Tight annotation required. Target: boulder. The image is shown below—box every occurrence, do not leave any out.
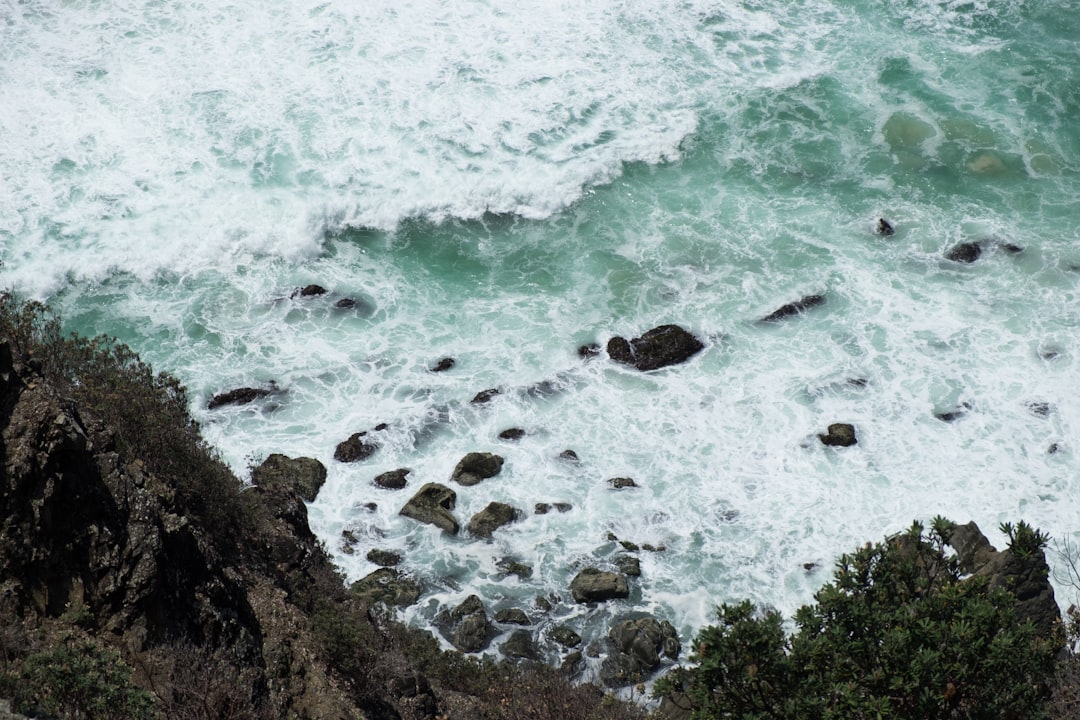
[501,629,542,662]
[818,423,857,447]
[295,284,327,297]
[208,386,273,410]
[759,294,826,323]
[498,428,525,441]
[373,468,410,490]
[251,454,327,503]
[578,343,601,360]
[570,569,629,603]
[430,357,455,372]
[450,452,504,486]
[439,595,495,653]
[496,558,533,579]
[399,483,459,535]
[558,449,580,464]
[365,549,402,567]
[615,555,641,577]
[495,608,531,626]
[876,218,895,236]
[334,431,379,463]
[550,625,582,648]
[606,325,705,372]
[945,242,983,263]
[350,568,422,608]
[608,477,637,489]
[467,502,521,538]
[471,388,501,404]
[600,616,680,688]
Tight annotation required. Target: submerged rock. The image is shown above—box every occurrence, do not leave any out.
[818,423,857,447]
[399,483,460,534]
[607,325,705,372]
[467,502,521,538]
[334,431,380,463]
[759,294,826,323]
[945,242,983,263]
[430,357,455,373]
[471,387,502,404]
[501,629,542,662]
[570,569,629,603]
[876,218,896,236]
[450,452,504,486]
[251,453,327,503]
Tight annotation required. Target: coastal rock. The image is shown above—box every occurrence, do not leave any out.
[430,357,455,372]
[501,629,542,662]
[399,483,460,535]
[578,343,601,360]
[600,616,680,688]
[608,477,637,489]
[558,449,580,464]
[818,423,857,447]
[365,549,403,567]
[606,325,705,372]
[294,284,327,297]
[251,453,327,503]
[498,427,526,441]
[334,431,380,463]
[570,569,629,603]
[615,555,641,577]
[550,625,582,648]
[471,387,502,404]
[350,568,422,608]
[496,558,534,580]
[439,595,495,653]
[374,468,411,490]
[450,452,504,486]
[467,502,521,538]
[759,294,826,323]
[208,386,274,410]
[945,242,983,263]
[495,608,531,625]
[876,218,896,236]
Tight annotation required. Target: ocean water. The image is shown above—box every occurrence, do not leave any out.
[3,0,1080,675]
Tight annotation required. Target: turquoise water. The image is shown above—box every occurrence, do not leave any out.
[3,0,1080,676]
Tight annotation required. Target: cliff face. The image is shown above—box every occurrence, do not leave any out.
[0,339,364,718]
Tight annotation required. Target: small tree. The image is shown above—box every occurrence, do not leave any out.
[660,520,1058,719]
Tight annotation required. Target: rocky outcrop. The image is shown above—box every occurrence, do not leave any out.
[607,325,704,372]
[374,467,411,489]
[945,242,983,263]
[570,569,629,603]
[759,294,826,323]
[600,616,680,688]
[450,452,504,486]
[350,567,422,608]
[399,483,460,534]
[334,430,380,463]
[251,453,327,502]
[207,386,274,410]
[819,423,857,447]
[466,502,521,538]
[438,595,495,653]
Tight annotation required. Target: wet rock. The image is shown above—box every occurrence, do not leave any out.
[607,325,705,372]
[501,629,542,662]
[615,555,641,577]
[759,294,826,323]
[498,428,525,441]
[1027,401,1052,418]
[619,540,640,552]
[550,625,582,648]
[333,297,357,309]
[251,454,327,503]
[471,387,501,404]
[558,449,580,464]
[945,242,983,263]
[399,483,459,535]
[373,468,411,490]
[366,549,402,567]
[450,452,504,486]
[208,386,274,410]
[430,357,455,372]
[570,568,629,603]
[553,502,572,513]
[466,502,521,538]
[535,596,553,612]
[608,477,637,489]
[496,558,533,579]
[999,242,1024,255]
[818,422,857,447]
[578,343,601,360]
[495,608,531,626]
[440,595,495,653]
[294,284,328,297]
[561,651,584,676]
[935,406,969,423]
[350,568,422,608]
[642,543,666,553]
[600,617,680,688]
[876,218,895,236]
[535,503,551,515]
[334,431,380,463]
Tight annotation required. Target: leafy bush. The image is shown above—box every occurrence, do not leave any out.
[659,520,1058,719]
[5,636,156,719]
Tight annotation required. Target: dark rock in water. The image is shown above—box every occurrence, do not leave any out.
[570,568,629,603]
[501,629,542,662]
[498,427,526,441]
[1027,401,1052,418]
[440,595,495,653]
[296,284,328,297]
[251,453,327,503]
[934,408,967,423]
[818,423,857,447]
[550,625,582,648]
[399,483,459,535]
[450,452,504,486]
[430,357,455,372]
[943,521,1060,640]
[334,297,357,309]
[558,449,580,464]
[535,596,553,612]
[467,502,521,538]
[615,555,641,577]
[578,343,601,359]
[208,386,273,410]
[334,431,380,462]
[760,294,826,323]
[608,477,638,489]
[496,558,533,579]
[471,387,501,404]
[620,540,640,552]
[373,468,411,489]
[495,608,531,626]
[1049,443,1061,455]
[642,543,666,553]
[945,242,983,263]
[561,651,584,677]
[350,568,422,608]
[607,324,705,372]
[534,502,551,515]
[602,617,680,689]
[366,549,403,567]
[553,502,572,513]
[876,218,895,236]
[998,241,1024,255]
[360,502,378,512]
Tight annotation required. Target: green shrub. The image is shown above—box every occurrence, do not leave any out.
[8,636,156,719]
[659,520,1058,719]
